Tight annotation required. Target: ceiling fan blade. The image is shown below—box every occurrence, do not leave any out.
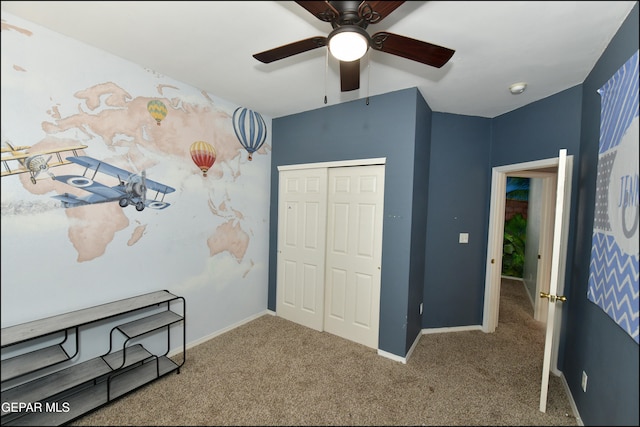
[371,32,455,68]
[359,1,405,24]
[253,37,327,63]
[340,60,360,92]
[295,1,339,22]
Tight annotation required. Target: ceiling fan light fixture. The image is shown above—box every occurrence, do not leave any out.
[328,25,370,62]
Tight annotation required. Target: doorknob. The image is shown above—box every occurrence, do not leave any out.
[539,292,567,303]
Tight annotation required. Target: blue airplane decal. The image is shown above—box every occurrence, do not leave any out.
[52,156,175,211]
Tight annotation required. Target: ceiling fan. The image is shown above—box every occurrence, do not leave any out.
[253,1,455,92]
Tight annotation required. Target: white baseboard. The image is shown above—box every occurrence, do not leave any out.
[404,332,422,361]
[377,331,422,364]
[167,310,271,358]
[377,348,407,364]
[560,372,583,425]
[501,275,524,281]
[422,324,483,334]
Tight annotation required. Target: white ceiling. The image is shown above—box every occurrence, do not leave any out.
[1,1,636,119]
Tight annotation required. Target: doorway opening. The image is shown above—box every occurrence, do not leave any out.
[502,177,530,280]
[483,155,571,371]
[483,151,573,413]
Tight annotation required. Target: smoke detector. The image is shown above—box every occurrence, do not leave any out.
[509,82,527,95]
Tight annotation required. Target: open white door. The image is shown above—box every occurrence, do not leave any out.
[539,149,572,412]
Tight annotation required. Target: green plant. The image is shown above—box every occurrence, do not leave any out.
[502,213,527,277]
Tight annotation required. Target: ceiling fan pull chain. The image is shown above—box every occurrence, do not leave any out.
[366,50,371,105]
[324,47,329,104]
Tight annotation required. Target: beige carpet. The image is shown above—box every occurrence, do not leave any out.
[71,279,578,426]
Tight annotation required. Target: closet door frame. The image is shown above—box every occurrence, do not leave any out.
[276,158,386,337]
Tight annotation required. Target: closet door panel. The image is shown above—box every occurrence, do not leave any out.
[276,168,328,331]
[324,165,385,349]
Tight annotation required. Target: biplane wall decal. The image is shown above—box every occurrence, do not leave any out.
[1,141,89,184]
[52,156,176,211]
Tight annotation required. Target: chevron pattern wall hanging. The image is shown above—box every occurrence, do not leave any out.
[587,50,639,344]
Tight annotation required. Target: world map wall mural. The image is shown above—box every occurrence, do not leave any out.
[587,50,639,344]
[1,12,271,342]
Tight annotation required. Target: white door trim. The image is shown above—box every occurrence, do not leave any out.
[533,175,557,323]
[278,157,386,172]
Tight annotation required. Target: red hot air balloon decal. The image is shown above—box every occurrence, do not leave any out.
[232,107,267,161]
[147,100,167,126]
[190,141,216,177]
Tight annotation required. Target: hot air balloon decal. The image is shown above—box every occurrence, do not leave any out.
[232,107,267,161]
[147,100,167,126]
[190,141,216,177]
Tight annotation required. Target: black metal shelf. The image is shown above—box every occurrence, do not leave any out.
[1,356,181,427]
[116,311,183,339]
[1,345,70,383]
[0,290,185,426]
[1,291,179,347]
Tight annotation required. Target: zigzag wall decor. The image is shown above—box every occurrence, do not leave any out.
[587,50,639,344]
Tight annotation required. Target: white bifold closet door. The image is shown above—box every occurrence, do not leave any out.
[276,164,385,349]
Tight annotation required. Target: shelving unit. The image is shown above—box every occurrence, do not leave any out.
[0,290,185,426]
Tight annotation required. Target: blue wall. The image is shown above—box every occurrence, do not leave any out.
[492,84,584,368]
[406,94,431,349]
[566,3,639,425]
[492,86,583,166]
[423,114,492,327]
[270,88,426,356]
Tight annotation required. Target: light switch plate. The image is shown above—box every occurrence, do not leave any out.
[459,233,469,244]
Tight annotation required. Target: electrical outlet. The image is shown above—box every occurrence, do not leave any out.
[419,303,423,315]
[581,371,588,392]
